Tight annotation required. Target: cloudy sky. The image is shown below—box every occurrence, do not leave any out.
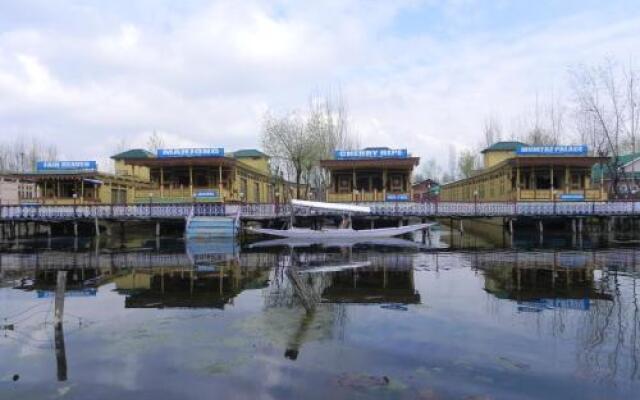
[1,0,639,171]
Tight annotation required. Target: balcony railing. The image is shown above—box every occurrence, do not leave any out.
[518,189,606,201]
[326,191,407,202]
[1,200,640,220]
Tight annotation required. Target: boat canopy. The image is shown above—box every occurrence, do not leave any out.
[291,199,370,214]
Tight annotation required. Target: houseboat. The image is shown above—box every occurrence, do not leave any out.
[112,147,292,203]
[320,147,419,202]
[7,161,146,205]
[440,142,608,202]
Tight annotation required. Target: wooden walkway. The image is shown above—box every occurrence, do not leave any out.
[1,201,640,221]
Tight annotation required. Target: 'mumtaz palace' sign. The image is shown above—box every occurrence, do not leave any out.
[334,148,408,160]
[516,145,588,156]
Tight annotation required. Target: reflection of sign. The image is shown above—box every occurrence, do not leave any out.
[36,161,97,171]
[386,193,409,201]
[518,298,590,312]
[37,288,97,298]
[517,145,588,156]
[157,148,224,158]
[193,190,219,198]
[560,193,585,201]
[335,149,408,159]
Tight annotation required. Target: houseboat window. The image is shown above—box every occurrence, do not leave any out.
[337,175,351,193]
[535,169,551,190]
[356,176,370,191]
[389,174,403,193]
[571,172,584,190]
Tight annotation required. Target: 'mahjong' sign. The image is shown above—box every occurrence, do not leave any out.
[157,148,224,158]
[335,149,408,159]
[516,145,588,156]
[36,161,97,171]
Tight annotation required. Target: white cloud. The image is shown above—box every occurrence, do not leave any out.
[0,1,639,172]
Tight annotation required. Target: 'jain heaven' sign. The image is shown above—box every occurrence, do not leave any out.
[36,161,97,171]
[157,148,224,158]
[335,149,408,159]
[516,145,588,156]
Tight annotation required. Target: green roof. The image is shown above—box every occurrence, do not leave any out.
[591,152,640,181]
[230,149,268,158]
[111,149,155,160]
[481,141,528,153]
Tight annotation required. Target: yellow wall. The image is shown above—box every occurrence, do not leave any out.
[235,156,270,175]
[114,160,150,181]
[483,150,516,169]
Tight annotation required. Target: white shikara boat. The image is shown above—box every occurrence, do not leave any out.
[246,199,435,239]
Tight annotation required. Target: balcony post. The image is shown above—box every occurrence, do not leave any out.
[516,166,521,202]
[160,167,164,198]
[352,169,356,202]
[189,165,194,198]
[219,165,223,202]
[382,169,387,200]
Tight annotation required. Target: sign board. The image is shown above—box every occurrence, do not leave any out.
[386,193,409,201]
[193,190,219,199]
[157,148,224,158]
[36,161,97,171]
[560,193,585,201]
[516,145,588,156]
[335,149,408,159]
[37,288,97,298]
[518,298,590,312]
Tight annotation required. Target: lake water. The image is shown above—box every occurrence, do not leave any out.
[1,229,639,400]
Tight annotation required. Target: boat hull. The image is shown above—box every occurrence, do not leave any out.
[246,223,434,239]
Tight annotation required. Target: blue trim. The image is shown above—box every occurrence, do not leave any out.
[386,193,409,201]
[516,145,588,156]
[193,190,219,198]
[335,149,407,159]
[36,161,97,171]
[560,194,585,201]
[157,148,224,158]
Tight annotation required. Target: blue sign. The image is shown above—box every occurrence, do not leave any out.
[335,149,408,159]
[193,190,219,198]
[518,298,590,312]
[560,193,585,201]
[36,161,97,171]
[386,193,409,201]
[157,148,224,158]
[516,145,588,156]
[37,288,97,298]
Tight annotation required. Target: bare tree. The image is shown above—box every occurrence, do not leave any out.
[483,116,502,148]
[147,130,165,153]
[570,59,637,196]
[0,137,58,172]
[305,90,357,199]
[448,144,457,181]
[262,90,358,200]
[413,157,442,183]
[458,149,478,179]
[262,111,319,199]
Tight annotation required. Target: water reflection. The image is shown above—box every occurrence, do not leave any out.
[1,237,639,399]
[114,263,269,310]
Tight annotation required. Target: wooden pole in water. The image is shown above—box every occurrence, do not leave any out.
[54,271,66,324]
[54,271,67,381]
[94,217,100,237]
[538,220,544,246]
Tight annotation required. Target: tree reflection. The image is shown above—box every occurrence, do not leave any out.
[474,248,640,383]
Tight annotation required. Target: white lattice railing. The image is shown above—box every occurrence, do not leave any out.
[2,201,640,220]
